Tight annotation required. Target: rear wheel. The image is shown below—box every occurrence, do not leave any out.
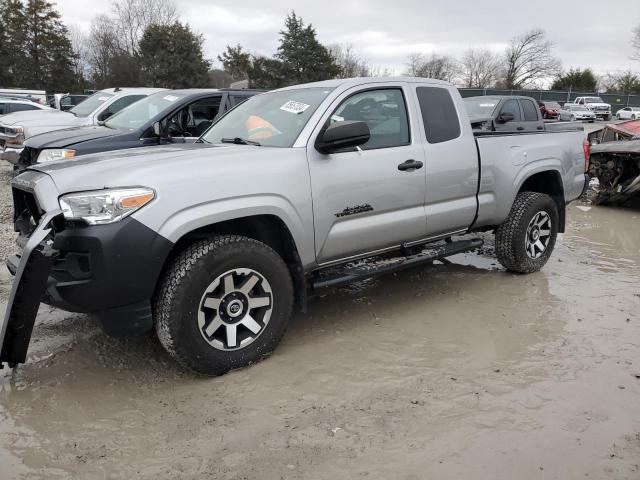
[495,192,559,274]
[155,235,294,375]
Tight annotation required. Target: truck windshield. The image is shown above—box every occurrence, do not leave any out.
[463,97,500,119]
[201,87,334,147]
[585,97,604,103]
[105,92,186,130]
[69,92,114,117]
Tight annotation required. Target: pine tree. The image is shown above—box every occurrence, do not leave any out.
[275,12,341,84]
[3,0,77,91]
[138,22,210,88]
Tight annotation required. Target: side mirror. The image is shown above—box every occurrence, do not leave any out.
[497,112,515,123]
[152,121,161,137]
[98,110,113,122]
[315,121,370,154]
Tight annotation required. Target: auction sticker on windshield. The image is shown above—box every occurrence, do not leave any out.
[280,101,310,114]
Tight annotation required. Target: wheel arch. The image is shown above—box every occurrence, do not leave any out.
[517,169,566,233]
[157,214,308,312]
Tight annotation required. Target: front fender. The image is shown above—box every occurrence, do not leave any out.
[152,194,315,267]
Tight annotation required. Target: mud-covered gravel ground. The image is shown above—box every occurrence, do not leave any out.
[0,160,639,480]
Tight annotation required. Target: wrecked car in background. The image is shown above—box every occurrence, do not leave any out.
[587,119,640,206]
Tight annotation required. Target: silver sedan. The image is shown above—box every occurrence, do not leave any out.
[558,104,596,122]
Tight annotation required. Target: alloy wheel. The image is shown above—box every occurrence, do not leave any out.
[197,268,273,351]
[525,211,552,259]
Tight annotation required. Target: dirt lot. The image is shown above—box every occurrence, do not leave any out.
[0,161,639,480]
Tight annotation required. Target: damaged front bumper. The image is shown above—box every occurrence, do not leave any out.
[0,210,61,367]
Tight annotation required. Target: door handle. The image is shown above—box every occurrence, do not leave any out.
[517,126,524,131]
[398,159,423,171]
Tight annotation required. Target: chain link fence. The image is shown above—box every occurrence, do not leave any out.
[458,88,639,114]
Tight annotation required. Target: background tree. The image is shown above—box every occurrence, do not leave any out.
[86,14,122,87]
[329,43,372,78]
[550,68,597,92]
[217,44,252,81]
[600,71,640,94]
[405,53,460,82]
[138,22,210,88]
[111,0,177,55]
[5,0,76,91]
[460,48,501,88]
[275,11,341,84]
[501,29,560,89]
[248,56,286,89]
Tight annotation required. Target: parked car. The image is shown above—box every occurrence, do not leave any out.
[0,87,165,163]
[558,103,596,122]
[0,97,51,116]
[464,95,544,132]
[16,89,260,169]
[616,106,640,120]
[48,94,89,111]
[538,100,561,119]
[0,89,47,105]
[1,77,588,374]
[573,96,612,120]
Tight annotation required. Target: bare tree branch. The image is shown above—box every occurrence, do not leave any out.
[461,48,501,88]
[405,52,460,83]
[328,43,372,77]
[501,29,560,89]
[110,0,177,55]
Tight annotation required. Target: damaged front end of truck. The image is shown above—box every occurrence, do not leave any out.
[588,120,640,207]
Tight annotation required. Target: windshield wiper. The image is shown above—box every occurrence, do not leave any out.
[220,137,261,146]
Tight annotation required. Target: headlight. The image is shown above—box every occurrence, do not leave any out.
[37,149,76,163]
[59,188,155,225]
[6,126,24,145]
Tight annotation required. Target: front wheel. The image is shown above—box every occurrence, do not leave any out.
[495,192,559,274]
[570,115,576,121]
[155,235,294,375]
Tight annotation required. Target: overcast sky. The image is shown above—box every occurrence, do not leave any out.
[57,0,640,76]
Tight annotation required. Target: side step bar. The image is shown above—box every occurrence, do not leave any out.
[312,238,483,290]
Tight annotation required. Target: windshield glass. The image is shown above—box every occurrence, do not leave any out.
[463,97,500,118]
[544,102,561,109]
[69,92,114,117]
[585,97,604,103]
[105,92,186,130]
[201,87,334,147]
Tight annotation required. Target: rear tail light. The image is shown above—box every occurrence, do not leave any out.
[583,138,590,173]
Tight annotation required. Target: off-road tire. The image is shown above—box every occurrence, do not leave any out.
[495,192,559,274]
[155,235,294,375]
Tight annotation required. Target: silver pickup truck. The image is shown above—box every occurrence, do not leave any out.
[1,78,589,375]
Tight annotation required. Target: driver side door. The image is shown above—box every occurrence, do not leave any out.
[306,86,427,265]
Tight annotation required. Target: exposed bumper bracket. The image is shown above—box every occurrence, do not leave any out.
[0,210,61,368]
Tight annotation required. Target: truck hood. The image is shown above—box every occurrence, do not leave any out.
[29,143,277,193]
[585,103,610,108]
[0,109,76,127]
[25,125,124,149]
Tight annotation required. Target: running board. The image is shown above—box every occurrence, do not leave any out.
[312,238,483,290]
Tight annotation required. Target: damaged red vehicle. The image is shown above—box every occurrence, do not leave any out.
[587,119,640,206]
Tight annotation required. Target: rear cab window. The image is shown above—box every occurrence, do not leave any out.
[416,87,461,143]
[520,99,539,121]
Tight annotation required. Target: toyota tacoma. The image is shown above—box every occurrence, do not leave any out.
[1,78,589,375]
